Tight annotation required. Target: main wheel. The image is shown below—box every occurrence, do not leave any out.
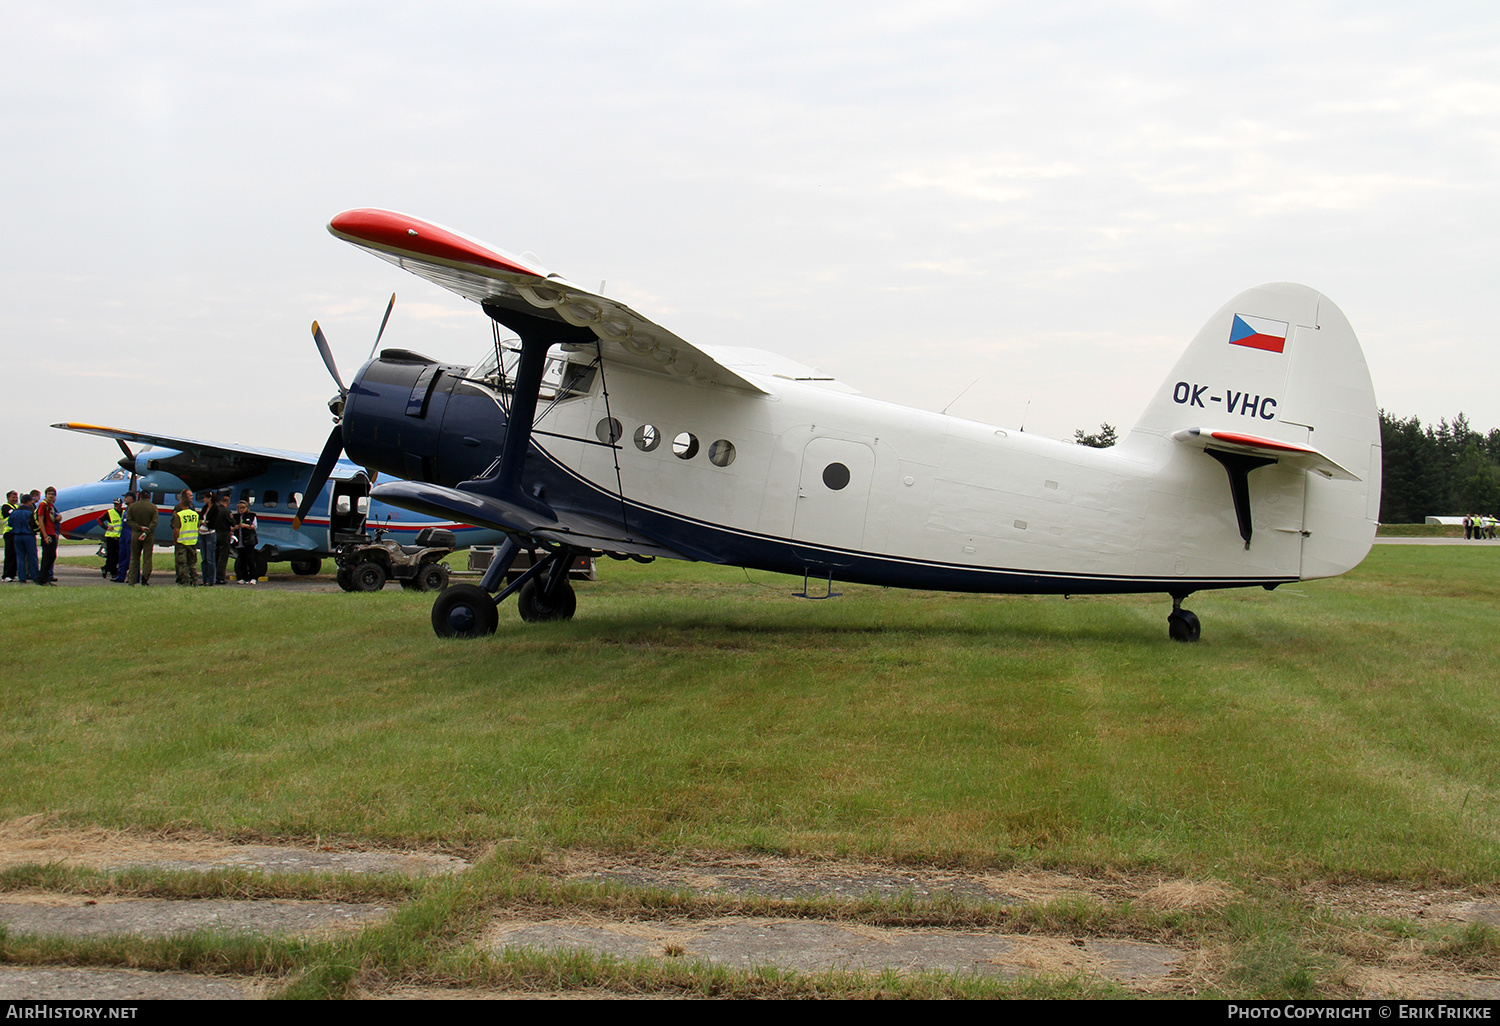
[350,561,387,592]
[517,579,576,622]
[290,557,321,576]
[336,566,354,591]
[1167,609,1201,643]
[417,562,449,593]
[431,584,499,638]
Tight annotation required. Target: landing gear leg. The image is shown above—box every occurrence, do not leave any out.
[517,546,579,623]
[1167,592,1201,643]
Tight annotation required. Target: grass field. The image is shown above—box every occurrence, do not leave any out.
[3,545,1498,998]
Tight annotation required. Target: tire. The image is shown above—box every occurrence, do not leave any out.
[431,584,498,638]
[336,566,354,591]
[290,557,321,576]
[517,579,576,623]
[350,560,387,592]
[1168,609,1201,643]
[417,562,449,593]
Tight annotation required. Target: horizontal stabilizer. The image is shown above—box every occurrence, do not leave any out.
[1172,428,1360,481]
[371,480,686,561]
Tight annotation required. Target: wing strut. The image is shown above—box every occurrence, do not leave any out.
[592,339,632,536]
[463,302,597,518]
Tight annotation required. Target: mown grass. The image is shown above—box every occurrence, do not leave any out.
[2,544,1498,996]
[1375,523,1464,537]
[6,546,1500,878]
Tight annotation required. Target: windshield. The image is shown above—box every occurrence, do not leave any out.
[470,339,597,401]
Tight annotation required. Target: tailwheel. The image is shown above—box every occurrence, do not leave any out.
[1167,593,1201,643]
[432,584,499,638]
[517,578,576,623]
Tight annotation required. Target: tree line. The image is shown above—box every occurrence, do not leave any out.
[1379,411,1500,523]
[1074,413,1500,523]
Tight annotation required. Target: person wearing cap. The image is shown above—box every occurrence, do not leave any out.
[98,495,125,579]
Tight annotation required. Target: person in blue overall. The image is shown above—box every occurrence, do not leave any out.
[113,492,133,582]
[7,495,38,584]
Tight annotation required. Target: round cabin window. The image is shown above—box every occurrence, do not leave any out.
[708,440,736,467]
[595,417,623,444]
[822,462,851,490]
[634,424,661,451]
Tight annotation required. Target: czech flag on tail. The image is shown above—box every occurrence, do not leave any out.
[1229,314,1289,353]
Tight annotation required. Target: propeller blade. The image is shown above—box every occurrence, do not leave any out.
[312,321,347,395]
[368,292,396,361]
[293,425,345,530]
[113,440,141,494]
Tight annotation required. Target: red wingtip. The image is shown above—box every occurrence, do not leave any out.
[328,209,540,277]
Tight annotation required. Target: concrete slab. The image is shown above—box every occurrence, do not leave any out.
[0,896,389,938]
[0,819,469,877]
[485,915,1185,983]
[1375,538,1500,545]
[0,966,262,1000]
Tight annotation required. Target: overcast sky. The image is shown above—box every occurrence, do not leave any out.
[4,1,1497,491]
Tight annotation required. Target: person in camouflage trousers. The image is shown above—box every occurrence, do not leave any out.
[172,490,202,586]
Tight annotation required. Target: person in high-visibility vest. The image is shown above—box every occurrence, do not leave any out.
[2,490,16,582]
[98,496,124,579]
[172,490,201,587]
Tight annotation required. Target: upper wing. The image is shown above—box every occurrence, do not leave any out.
[53,422,365,488]
[327,209,769,395]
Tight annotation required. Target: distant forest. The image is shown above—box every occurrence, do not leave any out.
[1074,412,1500,523]
[1379,411,1500,523]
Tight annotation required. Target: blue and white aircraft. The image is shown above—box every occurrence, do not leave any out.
[297,208,1381,641]
[51,424,504,575]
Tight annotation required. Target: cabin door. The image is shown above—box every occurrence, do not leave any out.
[793,438,875,551]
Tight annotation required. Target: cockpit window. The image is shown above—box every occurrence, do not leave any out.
[469,342,597,401]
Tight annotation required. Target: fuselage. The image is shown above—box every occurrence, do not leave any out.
[342,345,1329,596]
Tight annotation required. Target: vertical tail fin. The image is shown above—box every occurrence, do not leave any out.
[1126,283,1380,579]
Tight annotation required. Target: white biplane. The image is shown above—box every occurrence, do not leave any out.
[295,209,1380,641]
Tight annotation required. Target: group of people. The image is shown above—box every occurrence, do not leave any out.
[2,487,264,587]
[96,489,263,586]
[2,487,62,584]
[1462,514,1497,540]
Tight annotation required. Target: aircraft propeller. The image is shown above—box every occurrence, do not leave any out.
[292,293,395,530]
[114,438,140,494]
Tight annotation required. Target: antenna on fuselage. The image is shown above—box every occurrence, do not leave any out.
[1019,399,1031,432]
[940,378,979,416]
